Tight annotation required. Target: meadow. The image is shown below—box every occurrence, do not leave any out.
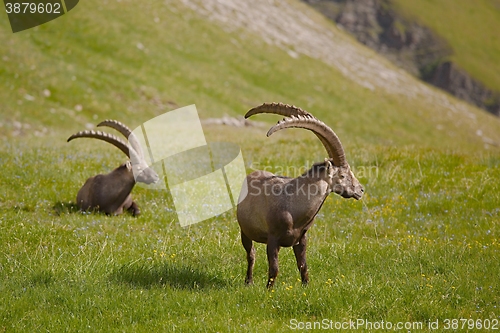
[1,0,500,332]
[1,136,500,332]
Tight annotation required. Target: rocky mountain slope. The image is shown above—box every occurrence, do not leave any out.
[302,0,500,116]
[181,0,499,147]
[1,0,500,150]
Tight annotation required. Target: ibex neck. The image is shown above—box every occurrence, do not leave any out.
[109,166,136,200]
[281,172,330,224]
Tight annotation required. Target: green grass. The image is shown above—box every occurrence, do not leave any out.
[1,141,500,332]
[1,0,500,331]
[392,0,500,92]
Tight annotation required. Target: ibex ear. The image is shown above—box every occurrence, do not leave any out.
[125,161,132,171]
[324,158,335,179]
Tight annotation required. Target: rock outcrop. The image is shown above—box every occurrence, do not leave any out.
[426,61,500,116]
[303,0,500,116]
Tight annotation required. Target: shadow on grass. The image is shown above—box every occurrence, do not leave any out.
[30,269,55,286]
[110,261,228,290]
[52,201,80,216]
[52,201,141,217]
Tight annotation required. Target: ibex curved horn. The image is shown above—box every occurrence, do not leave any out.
[97,119,144,159]
[67,130,129,156]
[245,102,314,119]
[67,130,141,163]
[245,103,347,167]
[267,116,347,167]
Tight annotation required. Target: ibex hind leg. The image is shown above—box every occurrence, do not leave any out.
[241,231,255,285]
[266,236,281,289]
[293,233,309,285]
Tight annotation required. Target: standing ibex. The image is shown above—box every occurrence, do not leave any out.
[67,120,159,216]
[237,103,364,288]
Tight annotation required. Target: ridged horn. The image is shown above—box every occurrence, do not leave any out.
[67,130,141,163]
[267,116,347,167]
[245,102,313,119]
[97,119,143,158]
[246,103,347,166]
[245,102,334,156]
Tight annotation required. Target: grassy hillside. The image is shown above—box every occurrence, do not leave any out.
[1,0,500,332]
[1,0,500,150]
[392,0,500,92]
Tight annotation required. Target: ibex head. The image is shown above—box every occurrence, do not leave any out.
[246,102,364,200]
[330,162,364,200]
[67,120,159,185]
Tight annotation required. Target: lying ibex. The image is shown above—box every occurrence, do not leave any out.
[67,120,159,216]
[237,103,364,288]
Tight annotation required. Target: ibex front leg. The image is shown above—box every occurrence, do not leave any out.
[123,194,141,216]
[266,236,281,288]
[293,232,309,285]
[127,201,141,216]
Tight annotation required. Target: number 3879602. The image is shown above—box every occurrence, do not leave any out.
[5,2,62,14]
[443,318,499,330]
